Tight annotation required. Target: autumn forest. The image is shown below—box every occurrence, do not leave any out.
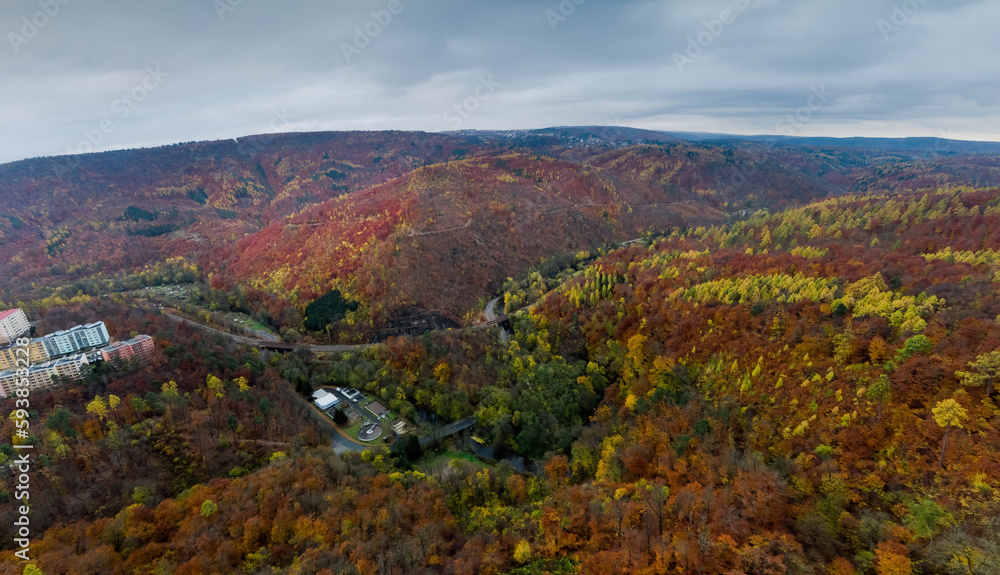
[2,131,1000,574]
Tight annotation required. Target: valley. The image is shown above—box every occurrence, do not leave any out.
[2,131,1000,574]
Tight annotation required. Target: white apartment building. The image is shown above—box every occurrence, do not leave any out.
[39,322,110,358]
[0,309,30,345]
[0,353,89,398]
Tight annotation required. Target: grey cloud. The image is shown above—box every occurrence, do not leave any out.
[0,0,997,163]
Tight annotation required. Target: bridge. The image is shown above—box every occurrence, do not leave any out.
[419,417,476,446]
[167,296,520,355]
[480,314,510,328]
[257,341,299,351]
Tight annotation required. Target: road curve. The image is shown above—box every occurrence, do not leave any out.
[164,312,376,352]
[164,294,512,352]
[484,296,509,344]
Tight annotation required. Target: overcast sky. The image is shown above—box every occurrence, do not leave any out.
[1,0,997,164]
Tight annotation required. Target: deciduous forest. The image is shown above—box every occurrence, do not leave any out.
[3,180,1000,573]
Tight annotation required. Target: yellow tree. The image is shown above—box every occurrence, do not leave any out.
[86,396,108,419]
[624,333,648,384]
[234,376,250,393]
[433,363,451,385]
[161,380,180,425]
[932,399,968,468]
[206,374,225,399]
[86,396,109,436]
[956,351,1000,398]
[108,394,121,423]
[513,540,532,564]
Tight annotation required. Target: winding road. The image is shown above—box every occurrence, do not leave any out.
[165,294,511,353]
[163,311,481,450]
[163,311,375,352]
[484,296,509,344]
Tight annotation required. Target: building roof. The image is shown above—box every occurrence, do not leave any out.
[315,394,339,410]
[52,354,88,367]
[0,309,21,321]
[367,401,389,416]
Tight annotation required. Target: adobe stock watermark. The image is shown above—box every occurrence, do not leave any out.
[923,126,957,160]
[214,0,246,22]
[443,73,501,130]
[598,117,628,142]
[54,66,169,181]
[673,0,751,72]
[341,0,404,63]
[266,105,302,133]
[775,85,833,136]
[8,0,73,54]
[546,0,586,31]
[878,0,930,41]
[235,105,317,156]
[11,337,34,561]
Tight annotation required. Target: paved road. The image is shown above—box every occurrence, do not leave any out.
[310,344,376,352]
[162,289,517,352]
[323,387,381,425]
[302,400,369,453]
[254,328,281,342]
[320,386,475,449]
[164,312,263,345]
[484,296,509,344]
[164,312,376,352]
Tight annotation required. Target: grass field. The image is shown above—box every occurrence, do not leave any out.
[343,420,365,439]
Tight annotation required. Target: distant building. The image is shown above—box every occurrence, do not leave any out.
[313,390,340,410]
[367,400,389,419]
[0,339,50,370]
[100,334,155,364]
[0,353,89,398]
[0,309,30,345]
[39,322,110,358]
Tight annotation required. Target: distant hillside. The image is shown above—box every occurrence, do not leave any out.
[666,131,1000,155]
[4,129,1000,336]
[218,153,722,322]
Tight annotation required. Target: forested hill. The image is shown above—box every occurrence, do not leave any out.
[6,186,1000,574]
[3,129,1000,332]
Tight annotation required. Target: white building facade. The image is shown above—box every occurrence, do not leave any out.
[39,322,110,359]
[0,353,90,398]
[0,309,30,345]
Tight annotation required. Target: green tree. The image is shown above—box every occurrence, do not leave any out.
[45,408,75,438]
[200,499,218,517]
[895,335,932,363]
[332,408,348,425]
[904,499,953,541]
[866,374,891,423]
[815,444,835,478]
[303,289,358,331]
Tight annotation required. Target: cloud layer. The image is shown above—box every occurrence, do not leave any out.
[1,0,997,163]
